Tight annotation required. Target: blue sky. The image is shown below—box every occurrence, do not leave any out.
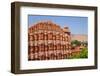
[28,15,88,35]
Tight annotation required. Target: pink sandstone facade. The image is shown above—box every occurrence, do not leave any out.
[28,21,73,60]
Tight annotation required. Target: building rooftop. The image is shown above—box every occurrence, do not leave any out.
[29,21,70,33]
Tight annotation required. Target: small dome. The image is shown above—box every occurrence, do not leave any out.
[63,26,70,33]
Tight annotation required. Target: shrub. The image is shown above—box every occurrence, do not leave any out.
[68,48,88,59]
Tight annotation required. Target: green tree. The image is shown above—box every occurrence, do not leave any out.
[68,48,88,59]
[71,40,81,47]
[80,48,88,58]
[81,41,88,47]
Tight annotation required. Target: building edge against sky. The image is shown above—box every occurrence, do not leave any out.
[28,15,88,35]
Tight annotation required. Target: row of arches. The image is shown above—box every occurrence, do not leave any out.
[28,44,70,53]
[28,33,69,41]
[28,52,72,60]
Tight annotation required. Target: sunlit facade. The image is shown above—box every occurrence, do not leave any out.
[28,21,72,60]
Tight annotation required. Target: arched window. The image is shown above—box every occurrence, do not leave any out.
[66,36,69,41]
[50,54,55,60]
[56,34,60,40]
[29,53,34,60]
[44,34,48,40]
[40,44,45,52]
[34,34,38,41]
[54,45,57,50]
[58,53,62,59]
[61,45,64,51]
[38,24,41,30]
[48,33,53,40]
[48,43,53,51]
[29,35,34,41]
[62,35,65,41]
[63,37,66,41]
[29,28,33,33]
[32,46,35,53]
[53,34,56,40]
[39,33,44,40]
[29,41,34,46]
[45,45,48,51]
[28,46,34,54]
[60,35,63,41]
[65,37,68,41]
[39,24,43,30]
[34,46,39,53]
[57,44,61,50]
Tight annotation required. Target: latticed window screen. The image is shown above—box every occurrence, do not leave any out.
[28,21,71,60]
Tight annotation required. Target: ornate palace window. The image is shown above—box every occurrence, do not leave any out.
[29,35,34,41]
[56,34,60,40]
[57,44,61,50]
[48,43,53,51]
[61,45,64,51]
[34,34,38,41]
[48,33,53,40]
[34,46,39,53]
[53,34,56,40]
[39,33,44,40]
[60,35,63,41]
[64,45,66,51]
[54,45,57,50]
[40,44,45,52]
[45,45,48,51]
[44,34,48,40]
[28,46,34,54]
[29,41,33,46]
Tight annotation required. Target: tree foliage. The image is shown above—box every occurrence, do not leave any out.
[71,40,88,47]
[80,48,88,58]
[71,40,81,47]
[68,48,88,59]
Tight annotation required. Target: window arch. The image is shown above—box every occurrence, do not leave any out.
[48,32,53,40]
[39,33,44,40]
[53,34,56,40]
[34,34,38,41]
[40,44,45,52]
[44,34,48,40]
